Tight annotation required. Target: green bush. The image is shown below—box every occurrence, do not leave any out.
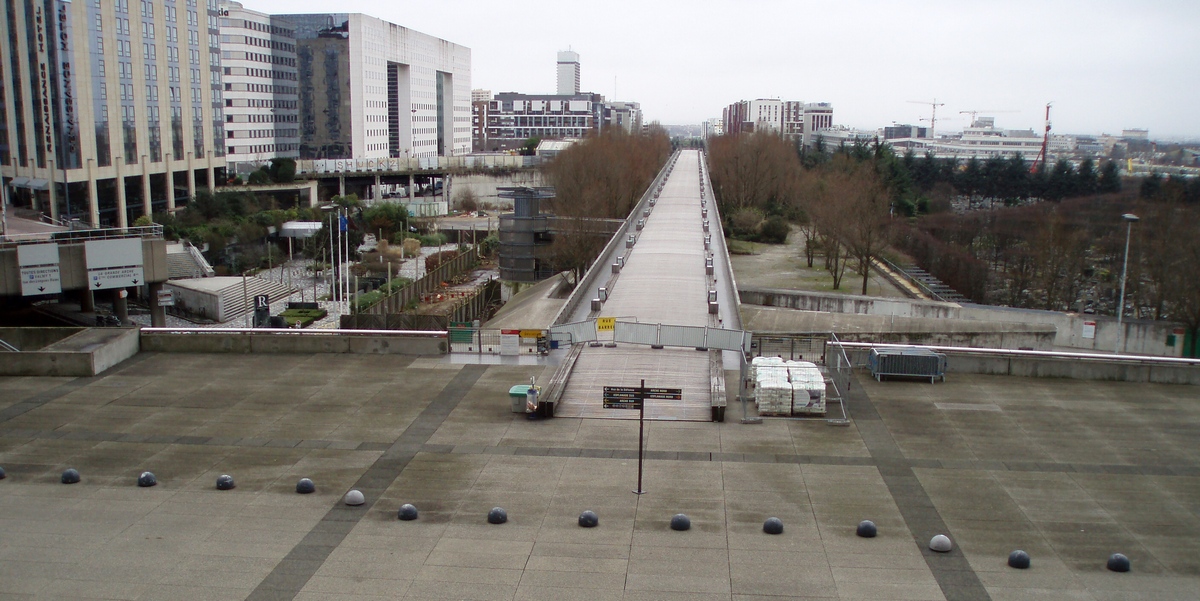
[419,233,447,247]
[758,216,790,244]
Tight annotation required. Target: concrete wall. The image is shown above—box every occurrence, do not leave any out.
[0,328,139,376]
[0,327,82,351]
[837,345,1200,386]
[140,331,447,355]
[831,329,1055,351]
[741,288,962,319]
[740,288,1185,357]
[959,305,1185,357]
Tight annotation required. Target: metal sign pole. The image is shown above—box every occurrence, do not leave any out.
[634,379,646,495]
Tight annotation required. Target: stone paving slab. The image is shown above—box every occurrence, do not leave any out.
[1,354,1199,600]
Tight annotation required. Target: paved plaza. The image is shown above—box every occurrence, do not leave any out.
[0,352,1198,600]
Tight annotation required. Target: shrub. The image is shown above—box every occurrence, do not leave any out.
[758,216,790,244]
[279,308,326,328]
[728,207,765,239]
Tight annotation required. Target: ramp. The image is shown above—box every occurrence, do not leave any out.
[554,346,712,421]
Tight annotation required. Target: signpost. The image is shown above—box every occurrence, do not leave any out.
[253,294,270,327]
[602,381,682,495]
[84,239,144,290]
[17,243,61,296]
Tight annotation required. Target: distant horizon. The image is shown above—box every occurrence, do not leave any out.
[244,0,1200,138]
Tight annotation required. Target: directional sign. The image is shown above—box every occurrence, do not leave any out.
[602,385,681,409]
[85,239,145,290]
[644,387,683,400]
[17,243,61,296]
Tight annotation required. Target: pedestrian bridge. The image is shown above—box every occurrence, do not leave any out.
[543,149,746,421]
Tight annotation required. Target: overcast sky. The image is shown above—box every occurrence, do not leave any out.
[245,0,1200,139]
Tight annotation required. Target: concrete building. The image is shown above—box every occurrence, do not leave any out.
[723,99,833,147]
[471,90,490,152]
[703,118,723,139]
[603,101,642,134]
[556,50,579,96]
[883,124,928,140]
[218,1,299,177]
[279,13,471,160]
[0,0,229,228]
[485,93,604,152]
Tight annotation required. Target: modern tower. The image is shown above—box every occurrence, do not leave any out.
[556,50,579,96]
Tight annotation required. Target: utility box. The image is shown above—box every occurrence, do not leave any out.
[868,348,947,383]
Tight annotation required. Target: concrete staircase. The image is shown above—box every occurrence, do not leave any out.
[215,277,293,322]
[165,242,215,279]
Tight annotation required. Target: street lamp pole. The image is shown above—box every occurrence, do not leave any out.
[1115,213,1139,354]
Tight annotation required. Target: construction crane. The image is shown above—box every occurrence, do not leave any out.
[907,99,945,138]
[1030,103,1052,174]
[958,109,1017,127]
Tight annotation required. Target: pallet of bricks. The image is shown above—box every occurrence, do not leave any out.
[750,357,827,416]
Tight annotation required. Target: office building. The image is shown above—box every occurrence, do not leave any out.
[485,92,604,151]
[556,50,579,96]
[722,99,833,147]
[279,13,471,160]
[1,0,228,228]
[218,1,299,176]
[472,90,490,152]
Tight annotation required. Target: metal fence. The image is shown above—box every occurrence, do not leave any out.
[750,335,829,362]
[344,278,499,331]
[360,246,479,315]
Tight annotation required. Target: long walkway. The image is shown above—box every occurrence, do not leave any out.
[556,149,729,421]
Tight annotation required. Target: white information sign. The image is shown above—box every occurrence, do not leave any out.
[1082,321,1097,340]
[17,243,61,296]
[85,239,145,290]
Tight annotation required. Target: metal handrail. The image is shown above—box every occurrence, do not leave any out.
[830,341,1200,367]
[0,224,164,247]
[140,327,447,338]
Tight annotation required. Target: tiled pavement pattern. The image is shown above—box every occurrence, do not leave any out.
[0,352,1198,600]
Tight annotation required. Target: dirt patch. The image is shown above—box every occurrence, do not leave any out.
[729,229,907,298]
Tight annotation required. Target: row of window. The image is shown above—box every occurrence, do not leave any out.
[224,83,296,95]
[227,19,293,37]
[98,38,211,66]
[228,143,298,155]
[225,98,298,109]
[221,51,296,67]
[225,113,298,123]
[222,67,297,81]
[226,129,298,139]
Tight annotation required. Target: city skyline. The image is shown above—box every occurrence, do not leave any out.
[243,0,1200,139]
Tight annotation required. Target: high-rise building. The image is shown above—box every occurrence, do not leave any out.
[472,89,490,152]
[280,13,471,159]
[556,50,579,96]
[218,1,299,176]
[1,0,228,228]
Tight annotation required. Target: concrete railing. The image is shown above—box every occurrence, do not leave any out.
[140,327,447,355]
[831,341,1200,386]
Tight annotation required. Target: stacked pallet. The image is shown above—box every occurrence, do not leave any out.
[787,361,826,416]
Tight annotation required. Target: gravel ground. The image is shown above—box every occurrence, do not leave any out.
[128,244,461,329]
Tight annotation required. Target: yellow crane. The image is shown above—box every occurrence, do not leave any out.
[907,99,945,138]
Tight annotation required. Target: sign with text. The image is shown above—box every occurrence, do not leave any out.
[85,239,145,290]
[597,317,616,331]
[17,243,61,296]
[1082,321,1096,340]
[156,289,175,307]
[602,385,682,410]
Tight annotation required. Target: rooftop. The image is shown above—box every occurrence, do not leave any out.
[0,351,1196,600]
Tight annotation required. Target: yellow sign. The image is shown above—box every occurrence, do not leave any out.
[519,330,543,338]
[597,317,615,331]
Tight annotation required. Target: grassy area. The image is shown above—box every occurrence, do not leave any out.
[727,239,761,255]
[279,308,327,328]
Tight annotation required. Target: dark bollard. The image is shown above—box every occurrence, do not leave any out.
[856,520,877,538]
[216,474,235,490]
[488,507,508,524]
[398,504,419,521]
[295,478,315,494]
[763,517,784,535]
[61,468,81,484]
[137,471,157,487]
[670,514,691,531]
[0,466,6,479]
[1008,550,1031,569]
[1107,553,1131,572]
[578,510,598,528]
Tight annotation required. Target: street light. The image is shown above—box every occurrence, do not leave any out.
[1115,213,1139,354]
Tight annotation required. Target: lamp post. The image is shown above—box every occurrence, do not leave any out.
[1115,213,1139,354]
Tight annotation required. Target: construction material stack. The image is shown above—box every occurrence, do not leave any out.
[750,357,827,416]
